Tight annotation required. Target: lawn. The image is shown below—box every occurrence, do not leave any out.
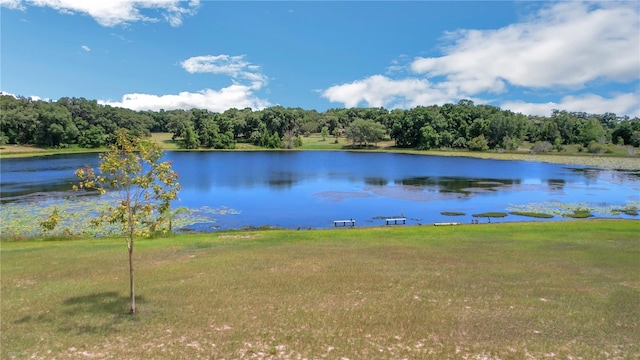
[2,220,639,359]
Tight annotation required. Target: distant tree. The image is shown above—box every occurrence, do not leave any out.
[345,118,386,146]
[418,124,440,149]
[75,130,181,314]
[78,125,107,148]
[452,136,467,149]
[468,134,489,151]
[165,110,192,140]
[321,126,329,141]
[182,125,200,149]
[578,118,606,146]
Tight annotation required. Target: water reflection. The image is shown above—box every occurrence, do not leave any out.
[396,176,521,195]
[547,179,566,192]
[364,177,388,186]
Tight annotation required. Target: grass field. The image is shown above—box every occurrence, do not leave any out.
[2,220,639,359]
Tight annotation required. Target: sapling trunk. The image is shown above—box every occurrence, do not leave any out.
[129,241,135,314]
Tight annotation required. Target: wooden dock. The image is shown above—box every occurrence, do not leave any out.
[385,218,406,225]
[334,219,355,227]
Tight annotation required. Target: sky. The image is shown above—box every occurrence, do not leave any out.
[1,0,639,117]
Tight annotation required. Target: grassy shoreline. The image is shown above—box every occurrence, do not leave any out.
[2,220,639,359]
[2,132,639,170]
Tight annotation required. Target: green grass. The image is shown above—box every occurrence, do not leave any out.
[2,220,639,359]
[297,134,352,150]
[150,132,181,150]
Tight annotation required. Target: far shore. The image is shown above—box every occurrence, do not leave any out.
[2,133,639,170]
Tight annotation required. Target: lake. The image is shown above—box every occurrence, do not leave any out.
[1,151,639,231]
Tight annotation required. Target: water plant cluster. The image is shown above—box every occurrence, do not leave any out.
[438,201,640,221]
[507,201,639,219]
[0,197,240,240]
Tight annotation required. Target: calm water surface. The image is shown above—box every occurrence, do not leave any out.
[1,151,639,230]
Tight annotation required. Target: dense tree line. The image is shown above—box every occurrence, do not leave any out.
[2,95,639,152]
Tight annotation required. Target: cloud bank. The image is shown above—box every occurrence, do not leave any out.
[322,1,640,116]
[100,86,270,113]
[0,0,200,27]
[100,54,271,112]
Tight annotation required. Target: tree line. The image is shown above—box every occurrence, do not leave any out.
[2,95,639,152]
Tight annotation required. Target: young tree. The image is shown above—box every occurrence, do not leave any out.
[320,126,329,141]
[75,130,181,314]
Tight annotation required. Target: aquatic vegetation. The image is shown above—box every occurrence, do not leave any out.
[0,197,241,239]
[441,211,466,216]
[612,207,639,216]
[508,201,639,219]
[472,212,508,218]
[509,211,554,219]
[564,209,594,218]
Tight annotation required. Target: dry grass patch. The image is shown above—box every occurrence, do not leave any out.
[2,220,639,359]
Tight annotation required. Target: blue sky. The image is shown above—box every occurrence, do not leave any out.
[1,1,639,117]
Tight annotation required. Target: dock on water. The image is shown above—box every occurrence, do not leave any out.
[334,219,355,227]
[385,218,406,225]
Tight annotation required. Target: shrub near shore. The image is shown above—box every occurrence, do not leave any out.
[2,220,639,359]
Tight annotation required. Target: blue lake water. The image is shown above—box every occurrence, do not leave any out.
[1,151,639,230]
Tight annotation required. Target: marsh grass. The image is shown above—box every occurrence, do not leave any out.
[509,211,555,219]
[2,220,639,359]
[563,210,595,218]
[441,211,466,216]
[472,212,509,218]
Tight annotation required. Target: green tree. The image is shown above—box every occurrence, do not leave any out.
[78,125,107,148]
[321,126,329,141]
[578,118,606,146]
[418,124,440,149]
[182,125,200,149]
[75,130,181,314]
[345,118,386,146]
[468,134,489,151]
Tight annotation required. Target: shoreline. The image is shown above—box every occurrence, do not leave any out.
[2,145,639,170]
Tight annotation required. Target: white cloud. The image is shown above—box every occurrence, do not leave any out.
[101,54,270,113]
[322,75,455,109]
[321,1,640,116]
[2,0,200,27]
[99,86,271,113]
[411,1,639,92]
[180,55,268,90]
[0,0,24,10]
[81,45,90,52]
[0,90,18,97]
[502,92,640,118]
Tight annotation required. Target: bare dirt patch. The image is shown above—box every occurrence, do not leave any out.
[217,234,260,239]
[0,145,46,153]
